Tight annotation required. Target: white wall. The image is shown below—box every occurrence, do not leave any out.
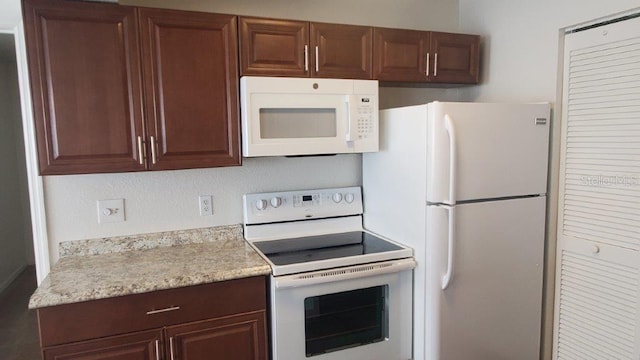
[457,1,640,359]
[0,45,32,293]
[42,0,462,263]
[0,0,20,29]
[458,0,639,102]
[120,0,459,31]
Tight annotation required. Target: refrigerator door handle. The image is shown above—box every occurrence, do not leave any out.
[444,114,457,204]
[442,205,455,290]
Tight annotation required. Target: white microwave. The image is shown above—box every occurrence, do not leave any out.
[240,76,379,157]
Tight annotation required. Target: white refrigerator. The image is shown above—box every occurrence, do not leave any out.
[363,102,550,360]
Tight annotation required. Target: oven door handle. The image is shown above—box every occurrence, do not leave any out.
[273,258,416,289]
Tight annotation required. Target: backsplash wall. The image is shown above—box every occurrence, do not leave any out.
[44,156,361,262]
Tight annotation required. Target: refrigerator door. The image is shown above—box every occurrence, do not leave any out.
[427,102,550,204]
[425,196,546,360]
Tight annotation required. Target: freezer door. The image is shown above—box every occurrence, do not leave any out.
[424,196,546,360]
[427,102,550,204]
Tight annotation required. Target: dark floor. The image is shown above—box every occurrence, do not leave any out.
[0,266,40,360]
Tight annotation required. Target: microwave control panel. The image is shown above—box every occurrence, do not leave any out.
[356,99,375,139]
[349,94,378,153]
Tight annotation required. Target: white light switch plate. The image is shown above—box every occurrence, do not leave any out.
[97,199,125,223]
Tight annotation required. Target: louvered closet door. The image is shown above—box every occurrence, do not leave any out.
[554,15,640,360]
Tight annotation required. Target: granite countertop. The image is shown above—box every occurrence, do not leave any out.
[29,226,271,309]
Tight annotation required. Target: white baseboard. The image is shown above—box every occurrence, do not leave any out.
[0,264,27,296]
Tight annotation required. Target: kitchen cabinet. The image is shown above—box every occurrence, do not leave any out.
[240,17,373,79]
[373,28,480,84]
[23,0,145,175]
[37,276,268,360]
[429,31,480,84]
[167,312,267,359]
[42,330,162,360]
[239,17,308,77]
[139,8,240,170]
[373,27,430,82]
[23,0,240,175]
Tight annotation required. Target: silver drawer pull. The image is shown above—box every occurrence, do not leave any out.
[146,306,180,315]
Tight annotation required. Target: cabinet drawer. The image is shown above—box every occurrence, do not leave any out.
[38,276,267,347]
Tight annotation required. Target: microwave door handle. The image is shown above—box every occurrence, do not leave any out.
[345,96,357,142]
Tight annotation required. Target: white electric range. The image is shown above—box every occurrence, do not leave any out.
[243,186,415,360]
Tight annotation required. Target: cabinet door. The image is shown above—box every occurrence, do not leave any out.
[139,9,241,170]
[43,329,162,360]
[310,22,373,79]
[166,311,268,360]
[22,0,145,175]
[553,239,640,360]
[430,32,480,84]
[239,17,309,77]
[373,27,430,82]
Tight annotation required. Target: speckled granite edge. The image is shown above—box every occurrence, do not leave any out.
[59,224,244,257]
[30,239,271,309]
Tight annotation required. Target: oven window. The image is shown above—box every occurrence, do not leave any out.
[304,285,388,357]
[259,108,337,139]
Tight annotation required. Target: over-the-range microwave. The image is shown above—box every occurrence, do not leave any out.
[240,76,379,157]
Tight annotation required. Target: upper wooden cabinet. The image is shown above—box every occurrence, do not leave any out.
[138,8,240,171]
[373,28,430,82]
[23,0,146,175]
[23,0,480,175]
[374,28,480,84]
[23,0,241,175]
[239,17,308,77]
[240,17,373,79]
[310,22,373,79]
[429,31,480,84]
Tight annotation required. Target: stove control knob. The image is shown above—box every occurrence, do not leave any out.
[270,197,283,208]
[332,193,343,203]
[345,193,355,204]
[255,199,268,211]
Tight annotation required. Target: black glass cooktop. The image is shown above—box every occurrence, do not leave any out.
[253,231,403,266]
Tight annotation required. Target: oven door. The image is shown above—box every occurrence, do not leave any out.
[270,258,415,360]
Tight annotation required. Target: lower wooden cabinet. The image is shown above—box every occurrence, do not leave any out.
[43,329,162,360]
[37,277,269,360]
[42,312,267,360]
[168,312,267,360]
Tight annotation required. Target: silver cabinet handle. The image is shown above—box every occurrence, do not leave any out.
[154,340,160,360]
[315,45,319,73]
[137,136,144,165]
[169,337,176,360]
[434,53,438,77]
[426,52,430,77]
[304,45,309,72]
[150,135,157,165]
[146,306,180,315]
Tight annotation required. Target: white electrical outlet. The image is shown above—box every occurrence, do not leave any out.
[199,195,213,216]
[97,199,125,223]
